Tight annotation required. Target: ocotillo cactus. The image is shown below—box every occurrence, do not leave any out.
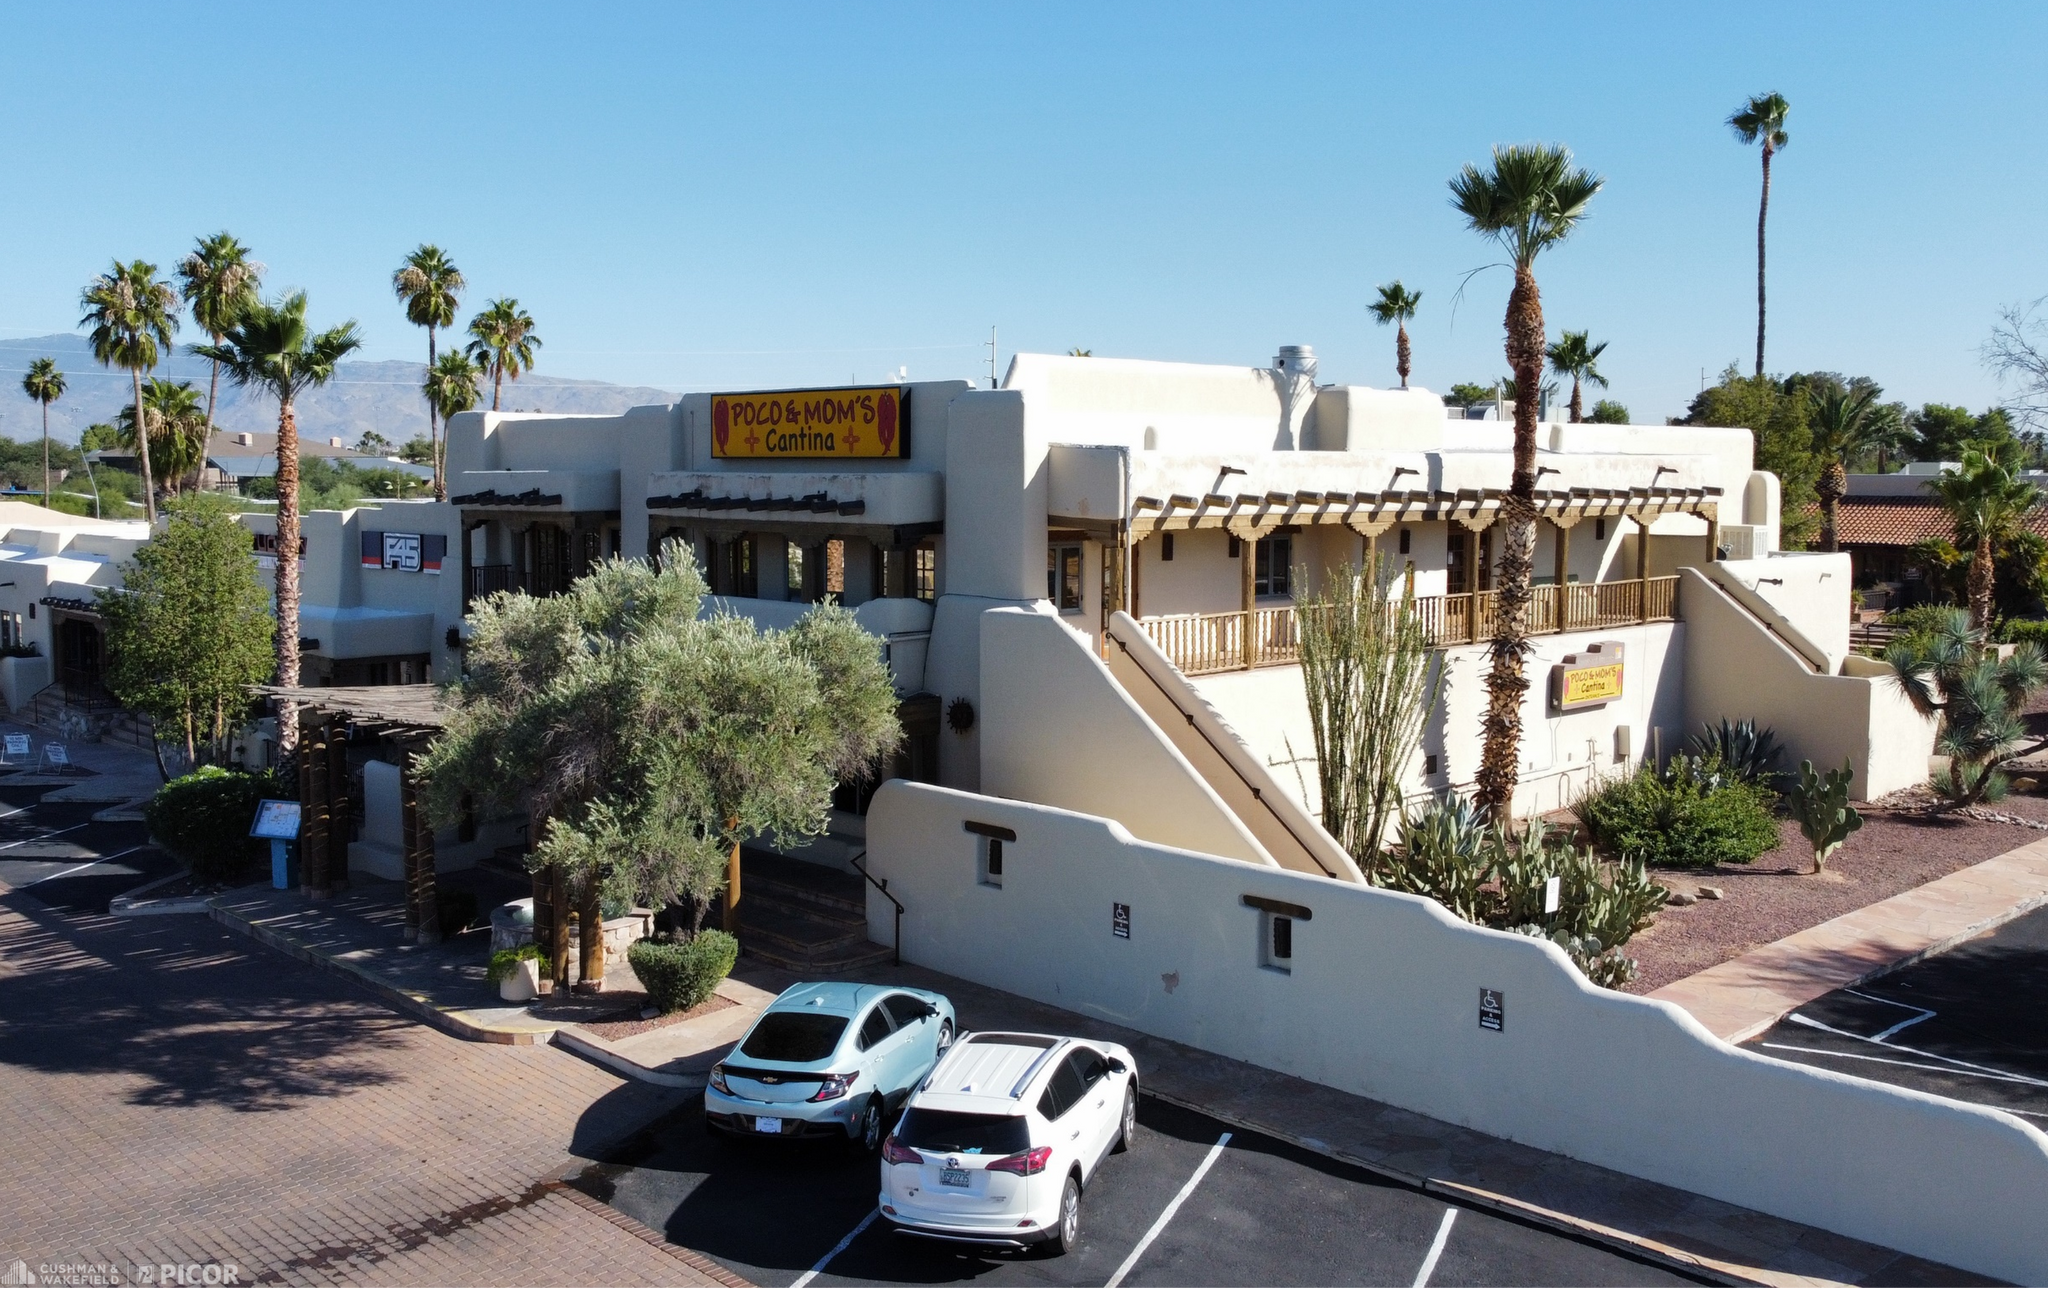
[1787,758,1862,874]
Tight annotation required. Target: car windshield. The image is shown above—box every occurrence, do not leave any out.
[741,1011,848,1063]
[896,1109,1032,1156]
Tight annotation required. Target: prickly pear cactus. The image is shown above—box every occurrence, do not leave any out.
[1787,758,1863,874]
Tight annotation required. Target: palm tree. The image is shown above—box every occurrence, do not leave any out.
[465,298,541,412]
[392,246,466,499]
[192,293,362,764]
[20,358,64,508]
[176,233,264,438]
[1808,384,1883,552]
[422,350,481,444]
[80,260,181,523]
[115,379,210,497]
[1926,444,2042,630]
[1729,93,1790,379]
[1368,282,1423,388]
[1545,330,1608,423]
[1449,144,1603,819]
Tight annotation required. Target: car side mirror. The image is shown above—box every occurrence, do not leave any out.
[1106,1058,1127,1074]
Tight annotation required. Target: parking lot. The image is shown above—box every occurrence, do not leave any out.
[1742,904,2048,1126]
[585,1094,1698,1288]
[0,783,175,916]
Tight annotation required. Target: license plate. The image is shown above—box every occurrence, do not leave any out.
[939,1167,971,1188]
[754,1117,783,1134]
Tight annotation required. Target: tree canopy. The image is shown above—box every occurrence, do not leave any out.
[419,541,901,917]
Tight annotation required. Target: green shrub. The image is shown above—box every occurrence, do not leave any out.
[1574,757,1781,868]
[487,942,544,983]
[2000,619,2048,649]
[628,931,739,1014]
[145,766,287,883]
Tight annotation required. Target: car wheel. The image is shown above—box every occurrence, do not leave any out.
[1046,1173,1081,1255]
[1112,1085,1136,1153]
[937,1019,954,1052]
[850,1096,883,1156]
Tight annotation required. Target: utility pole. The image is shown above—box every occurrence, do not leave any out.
[987,326,998,389]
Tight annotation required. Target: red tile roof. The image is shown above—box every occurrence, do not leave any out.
[1829,498,2048,548]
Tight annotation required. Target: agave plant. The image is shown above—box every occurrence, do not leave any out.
[1885,607,2048,804]
[1687,718,1786,787]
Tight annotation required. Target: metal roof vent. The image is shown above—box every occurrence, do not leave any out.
[1274,345,1318,384]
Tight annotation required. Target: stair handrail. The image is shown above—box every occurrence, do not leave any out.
[849,849,902,967]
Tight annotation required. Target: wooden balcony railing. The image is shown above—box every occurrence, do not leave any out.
[1136,575,1680,676]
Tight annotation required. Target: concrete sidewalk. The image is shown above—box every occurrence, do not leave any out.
[1650,837,2048,1042]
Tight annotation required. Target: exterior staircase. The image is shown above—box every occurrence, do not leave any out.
[730,848,894,973]
[25,684,155,751]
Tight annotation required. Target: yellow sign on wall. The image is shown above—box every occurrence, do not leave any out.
[710,386,909,459]
[1551,642,1625,712]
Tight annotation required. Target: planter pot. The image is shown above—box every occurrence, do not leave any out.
[498,957,540,1003]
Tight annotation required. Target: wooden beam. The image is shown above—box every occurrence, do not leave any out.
[1240,534,1255,670]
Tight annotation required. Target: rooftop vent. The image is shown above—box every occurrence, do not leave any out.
[1274,344,1318,384]
[329,437,345,448]
[233,433,253,446]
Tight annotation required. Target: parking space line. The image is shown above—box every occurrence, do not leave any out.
[0,821,90,852]
[791,1208,877,1289]
[1411,1206,1458,1287]
[18,845,150,888]
[1787,1013,2048,1088]
[1104,1130,1231,1289]
[1844,989,1938,1042]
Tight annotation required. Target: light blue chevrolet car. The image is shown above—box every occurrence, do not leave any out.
[706,982,957,1153]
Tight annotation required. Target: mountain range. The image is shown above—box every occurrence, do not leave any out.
[0,333,680,450]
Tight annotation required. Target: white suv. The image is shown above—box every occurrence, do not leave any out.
[878,1032,1138,1254]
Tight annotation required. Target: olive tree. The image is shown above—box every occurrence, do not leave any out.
[421,540,899,992]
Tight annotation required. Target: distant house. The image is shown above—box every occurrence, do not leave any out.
[1835,464,2048,589]
[87,430,434,492]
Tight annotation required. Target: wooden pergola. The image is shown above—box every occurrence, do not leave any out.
[254,684,451,943]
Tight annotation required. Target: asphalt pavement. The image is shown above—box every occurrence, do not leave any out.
[1742,904,2048,1128]
[583,1095,1700,1288]
[0,782,175,917]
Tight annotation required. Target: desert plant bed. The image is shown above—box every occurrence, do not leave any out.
[1618,790,2048,994]
[573,991,736,1043]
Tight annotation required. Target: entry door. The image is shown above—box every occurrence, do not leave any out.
[58,618,103,694]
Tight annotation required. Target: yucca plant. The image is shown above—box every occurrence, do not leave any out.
[1687,718,1786,788]
[1885,607,2047,804]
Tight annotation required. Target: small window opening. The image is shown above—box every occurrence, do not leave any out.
[1161,533,1175,561]
[1398,526,1412,555]
[1423,752,1440,777]
[1261,912,1293,973]
[1595,517,1608,541]
[980,837,1004,887]
[1228,535,1242,558]
[1047,544,1082,612]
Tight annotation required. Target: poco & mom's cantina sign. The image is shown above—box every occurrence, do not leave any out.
[710,386,908,459]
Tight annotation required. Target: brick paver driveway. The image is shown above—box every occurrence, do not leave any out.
[0,832,731,1287]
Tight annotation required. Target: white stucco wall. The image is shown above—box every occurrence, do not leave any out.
[865,780,2048,1284]
[1710,551,1853,671]
[1679,568,1934,799]
[978,604,1272,866]
[943,390,1046,601]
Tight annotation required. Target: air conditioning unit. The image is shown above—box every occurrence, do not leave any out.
[1717,524,1762,561]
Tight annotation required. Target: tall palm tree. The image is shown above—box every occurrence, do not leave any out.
[80,260,180,523]
[1808,384,1883,553]
[465,298,540,412]
[1545,330,1609,423]
[1368,282,1423,388]
[1729,93,1790,379]
[422,350,481,445]
[392,246,466,499]
[115,379,210,497]
[20,358,64,508]
[1927,444,2041,630]
[193,293,362,764]
[1449,144,1603,818]
[176,233,264,438]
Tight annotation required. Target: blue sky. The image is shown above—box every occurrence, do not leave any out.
[2,2,2042,425]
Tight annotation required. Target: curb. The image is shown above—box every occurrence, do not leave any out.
[548,1182,753,1287]
[207,898,552,1046]
[109,869,212,917]
[553,1024,707,1090]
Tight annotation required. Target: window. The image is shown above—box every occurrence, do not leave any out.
[1262,913,1294,972]
[913,545,936,601]
[1595,517,1607,541]
[1036,1054,1087,1120]
[1161,533,1175,561]
[1228,535,1242,558]
[882,994,932,1028]
[980,836,1004,887]
[787,540,805,594]
[1048,544,1082,612]
[741,1012,848,1062]
[896,1110,1031,1155]
[856,1006,895,1052]
[1397,527,1411,555]
[1254,536,1292,596]
[1066,1047,1107,1090]
[1423,752,1440,777]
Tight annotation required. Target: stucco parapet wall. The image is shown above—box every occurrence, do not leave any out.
[451,469,621,512]
[645,469,942,528]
